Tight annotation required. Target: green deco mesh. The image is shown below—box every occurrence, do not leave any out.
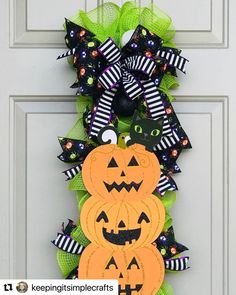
[57,250,80,277]
[69,2,175,46]
[57,2,181,294]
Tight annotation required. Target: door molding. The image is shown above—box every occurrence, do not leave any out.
[8,96,229,295]
[10,0,229,48]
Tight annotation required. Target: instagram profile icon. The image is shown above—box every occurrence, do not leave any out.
[16,281,28,293]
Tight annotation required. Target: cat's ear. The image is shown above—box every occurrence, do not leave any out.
[132,110,141,123]
[156,117,164,127]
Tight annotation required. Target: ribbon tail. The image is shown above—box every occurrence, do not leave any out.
[98,38,121,63]
[89,88,118,138]
[63,164,83,181]
[57,48,76,60]
[141,80,172,136]
[154,131,180,151]
[157,172,178,196]
[165,257,190,271]
[52,233,84,255]
[66,267,78,279]
[122,70,143,100]
[63,219,77,235]
[57,137,93,163]
[157,48,189,73]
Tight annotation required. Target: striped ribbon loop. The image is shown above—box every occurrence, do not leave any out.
[157,48,189,73]
[98,62,122,90]
[157,172,178,196]
[63,164,83,180]
[52,233,84,255]
[124,55,156,77]
[165,257,189,271]
[98,38,121,64]
[57,48,76,60]
[89,88,118,137]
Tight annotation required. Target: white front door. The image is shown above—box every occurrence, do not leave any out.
[0,1,234,295]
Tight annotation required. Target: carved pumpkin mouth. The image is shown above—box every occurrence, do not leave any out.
[103,181,143,193]
[119,284,143,294]
[102,227,141,245]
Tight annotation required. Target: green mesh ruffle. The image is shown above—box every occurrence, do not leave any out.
[57,250,80,277]
[71,223,90,247]
[157,281,174,295]
[58,3,183,294]
[69,1,175,46]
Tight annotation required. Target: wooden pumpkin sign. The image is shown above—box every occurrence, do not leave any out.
[80,195,165,250]
[79,244,165,295]
[82,143,161,201]
[80,142,165,291]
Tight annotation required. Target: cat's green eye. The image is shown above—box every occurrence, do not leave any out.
[134,125,143,133]
[151,129,160,136]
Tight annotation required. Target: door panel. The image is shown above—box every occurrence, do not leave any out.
[10,0,227,48]
[9,97,228,295]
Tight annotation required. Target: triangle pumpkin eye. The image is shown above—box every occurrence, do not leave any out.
[105,257,118,269]
[128,156,139,167]
[127,257,140,269]
[96,211,109,223]
[108,157,119,168]
[138,212,150,224]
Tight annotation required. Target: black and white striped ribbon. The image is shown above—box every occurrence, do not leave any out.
[98,38,121,64]
[154,130,180,151]
[122,69,143,99]
[52,233,84,255]
[92,37,186,138]
[63,164,82,180]
[141,80,172,136]
[165,257,189,271]
[124,55,156,76]
[57,48,76,60]
[89,88,118,137]
[157,172,177,196]
[157,49,188,73]
[98,55,156,91]
[98,38,155,101]
[99,62,144,100]
[98,62,122,90]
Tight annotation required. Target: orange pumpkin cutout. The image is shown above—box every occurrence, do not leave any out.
[79,244,165,295]
[80,195,165,250]
[82,144,161,201]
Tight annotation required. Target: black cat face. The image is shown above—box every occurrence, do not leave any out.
[128,113,163,151]
[134,123,161,141]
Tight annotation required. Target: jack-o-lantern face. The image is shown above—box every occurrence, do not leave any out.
[82,144,161,201]
[80,195,165,250]
[79,244,165,295]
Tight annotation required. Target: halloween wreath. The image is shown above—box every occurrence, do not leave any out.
[52,2,191,295]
